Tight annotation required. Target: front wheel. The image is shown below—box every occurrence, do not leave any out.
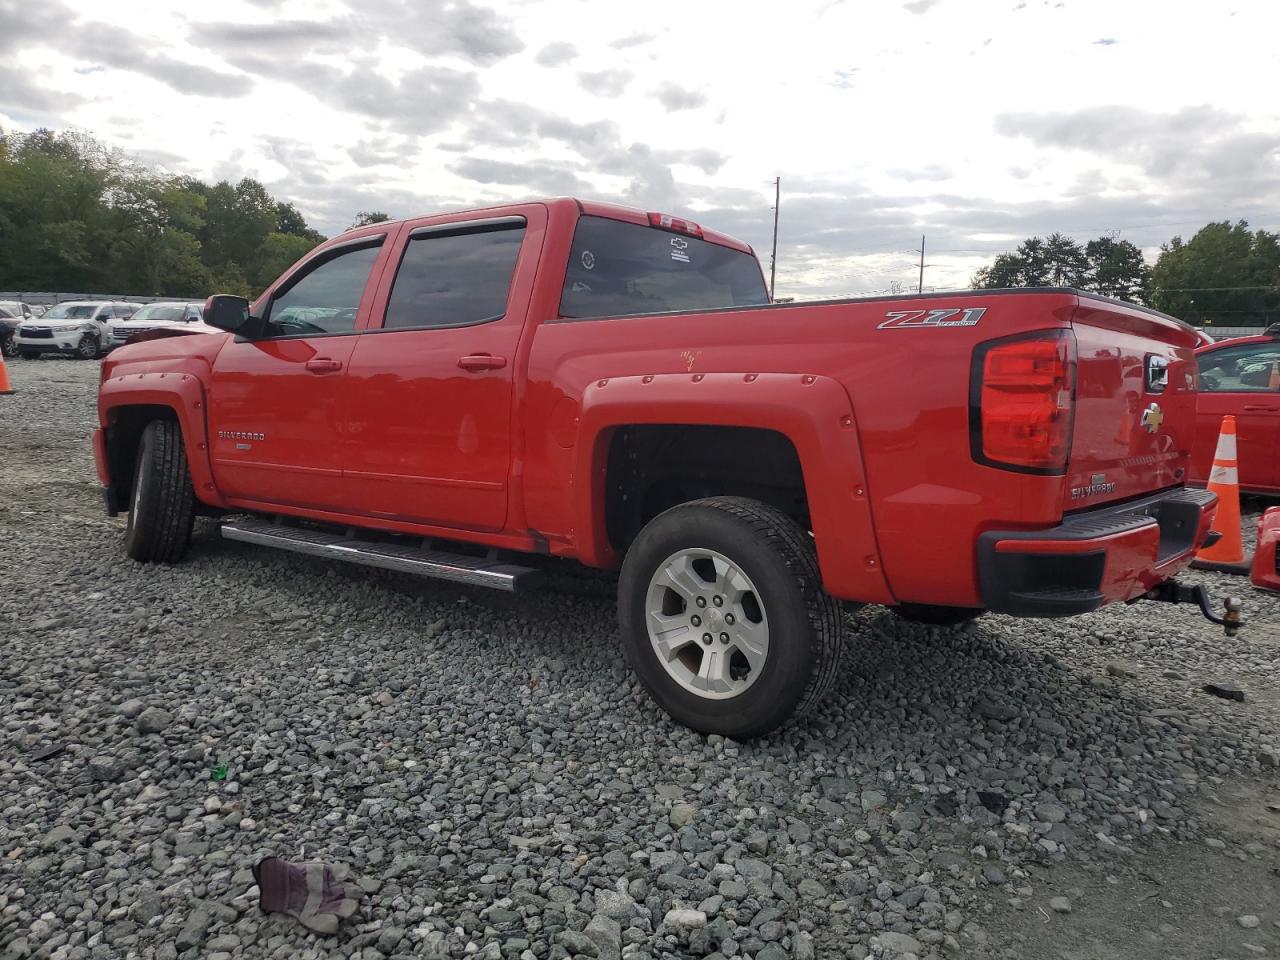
[618,497,845,739]
[124,420,196,563]
[1,333,16,358]
[76,334,99,360]
[20,351,39,361]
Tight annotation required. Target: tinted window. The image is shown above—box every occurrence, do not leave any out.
[384,225,524,329]
[44,304,97,319]
[132,304,186,322]
[1198,342,1280,392]
[0,308,13,319]
[560,216,768,320]
[265,241,382,336]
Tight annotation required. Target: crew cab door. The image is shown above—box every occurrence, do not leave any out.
[341,207,545,532]
[1194,339,1280,493]
[208,232,394,510]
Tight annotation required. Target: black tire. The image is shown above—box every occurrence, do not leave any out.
[20,351,39,361]
[124,420,196,563]
[1,333,15,358]
[892,603,984,627]
[76,334,98,360]
[618,496,844,738]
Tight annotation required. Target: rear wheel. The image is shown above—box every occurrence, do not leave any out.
[76,334,98,360]
[618,496,844,738]
[124,420,196,563]
[1,333,15,358]
[892,603,984,627]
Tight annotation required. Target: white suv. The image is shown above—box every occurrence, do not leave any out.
[108,301,204,349]
[15,301,143,360]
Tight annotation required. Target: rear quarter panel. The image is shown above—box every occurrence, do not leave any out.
[522,290,1083,608]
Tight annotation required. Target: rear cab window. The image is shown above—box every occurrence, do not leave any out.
[383,219,526,330]
[559,216,768,320]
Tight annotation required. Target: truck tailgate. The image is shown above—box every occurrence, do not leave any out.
[1066,296,1201,510]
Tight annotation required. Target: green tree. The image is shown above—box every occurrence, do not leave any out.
[971,253,1024,289]
[201,178,279,271]
[252,232,315,293]
[0,127,329,298]
[276,201,324,244]
[973,232,1150,303]
[1042,233,1089,286]
[0,128,118,290]
[349,210,391,229]
[1149,221,1280,327]
[1086,236,1149,302]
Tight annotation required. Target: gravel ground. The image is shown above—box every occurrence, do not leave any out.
[2,358,1278,960]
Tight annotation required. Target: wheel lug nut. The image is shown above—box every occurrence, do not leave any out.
[719,632,729,644]
[724,613,735,625]
[702,633,713,645]
[695,597,707,608]
[690,615,702,627]
[712,595,723,607]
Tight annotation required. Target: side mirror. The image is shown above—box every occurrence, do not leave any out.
[205,294,253,334]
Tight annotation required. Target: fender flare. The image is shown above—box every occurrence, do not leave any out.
[98,371,226,508]
[570,372,895,604]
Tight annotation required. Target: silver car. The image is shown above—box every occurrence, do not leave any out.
[108,301,205,349]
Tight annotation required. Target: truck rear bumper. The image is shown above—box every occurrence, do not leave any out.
[977,487,1218,617]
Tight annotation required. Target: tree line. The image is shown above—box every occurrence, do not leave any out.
[971,222,1280,326]
[0,128,328,299]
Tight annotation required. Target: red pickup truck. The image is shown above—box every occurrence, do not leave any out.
[95,198,1233,737]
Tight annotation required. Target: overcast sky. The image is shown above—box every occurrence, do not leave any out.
[2,0,1277,298]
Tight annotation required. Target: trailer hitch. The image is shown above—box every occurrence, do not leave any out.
[1136,580,1244,637]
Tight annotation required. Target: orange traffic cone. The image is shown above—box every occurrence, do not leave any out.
[1191,415,1251,574]
[0,354,14,395]
[1269,362,1280,390]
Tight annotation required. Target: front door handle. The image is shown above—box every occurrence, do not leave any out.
[1243,405,1276,412]
[457,354,507,371]
[304,358,343,373]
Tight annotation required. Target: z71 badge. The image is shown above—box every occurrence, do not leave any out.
[878,307,986,330]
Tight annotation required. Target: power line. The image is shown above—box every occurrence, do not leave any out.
[1150,285,1280,293]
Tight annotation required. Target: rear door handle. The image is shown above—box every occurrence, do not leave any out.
[304,358,343,373]
[457,354,507,371]
[1242,404,1277,412]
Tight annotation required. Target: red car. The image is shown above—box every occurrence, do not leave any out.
[1193,328,1280,494]
[95,198,1227,736]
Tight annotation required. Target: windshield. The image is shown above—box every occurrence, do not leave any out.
[43,304,98,320]
[130,304,186,322]
[560,216,768,320]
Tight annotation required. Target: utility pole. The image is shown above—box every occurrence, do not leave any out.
[917,235,925,294]
[769,177,780,300]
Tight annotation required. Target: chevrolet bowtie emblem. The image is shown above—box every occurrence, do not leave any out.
[1140,402,1164,434]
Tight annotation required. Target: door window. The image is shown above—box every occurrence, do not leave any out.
[1198,342,1280,392]
[383,223,525,330]
[264,241,383,337]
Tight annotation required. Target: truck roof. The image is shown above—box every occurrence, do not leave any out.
[340,197,756,255]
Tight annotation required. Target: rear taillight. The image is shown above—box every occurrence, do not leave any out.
[970,329,1076,474]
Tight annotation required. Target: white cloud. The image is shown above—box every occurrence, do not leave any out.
[1,0,1278,297]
